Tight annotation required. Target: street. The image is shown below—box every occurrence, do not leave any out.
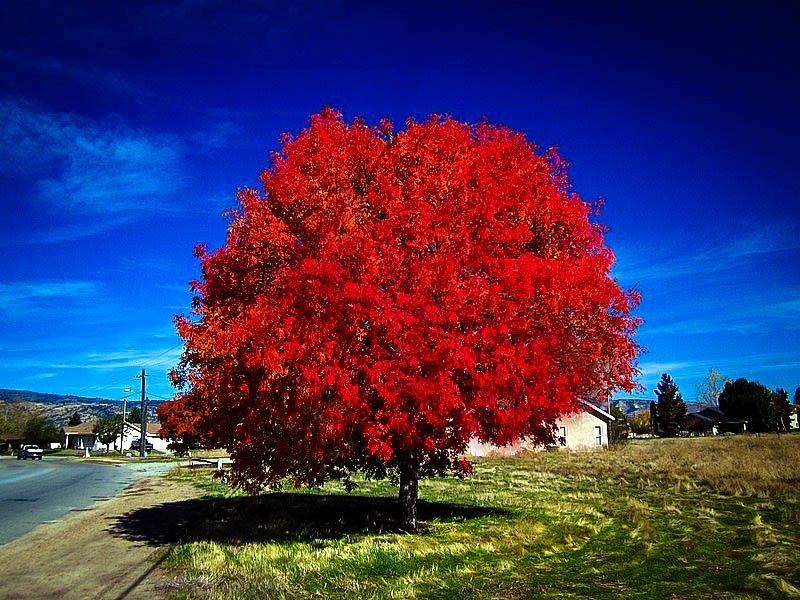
[0,456,178,545]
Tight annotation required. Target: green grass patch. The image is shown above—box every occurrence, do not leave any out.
[131,434,800,599]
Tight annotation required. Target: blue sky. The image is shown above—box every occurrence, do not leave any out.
[0,1,797,403]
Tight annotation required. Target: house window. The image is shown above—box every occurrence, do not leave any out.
[595,425,602,446]
[559,426,567,446]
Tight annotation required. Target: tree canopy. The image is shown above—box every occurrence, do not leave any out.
[93,417,122,452]
[23,413,59,445]
[0,403,27,435]
[719,378,777,433]
[628,410,651,435]
[609,404,629,445]
[159,109,641,530]
[126,406,141,424]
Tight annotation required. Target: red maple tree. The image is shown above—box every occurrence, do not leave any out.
[159,108,641,530]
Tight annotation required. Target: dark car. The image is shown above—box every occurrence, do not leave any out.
[130,438,154,452]
[17,445,43,460]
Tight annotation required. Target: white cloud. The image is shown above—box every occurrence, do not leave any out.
[639,292,800,337]
[0,346,182,372]
[0,98,184,240]
[192,120,241,149]
[613,222,800,284]
[28,372,57,380]
[638,361,691,375]
[641,318,760,337]
[0,51,149,102]
[0,281,99,313]
[85,346,183,370]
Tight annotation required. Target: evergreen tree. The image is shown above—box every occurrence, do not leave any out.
[655,373,687,437]
[126,406,141,424]
[719,378,776,433]
[67,412,82,426]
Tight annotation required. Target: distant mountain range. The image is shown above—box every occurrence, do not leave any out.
[0,388,115,405]
[0,388,162,427]
[613,398,652,416]
[613,397,714,417]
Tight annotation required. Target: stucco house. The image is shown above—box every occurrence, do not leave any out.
[61,422,100,451]
[467,400,615,457]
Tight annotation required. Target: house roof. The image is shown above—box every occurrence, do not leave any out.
[688,413,715,425]
[62,422,96,435]
[698,407,727,420]
[61,421,163,436]
[687,408,748,425]
[580,399,615,421]
[124,422,162,436]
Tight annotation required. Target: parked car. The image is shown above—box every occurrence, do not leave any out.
[130,438,154,452]
[17,445,43,460]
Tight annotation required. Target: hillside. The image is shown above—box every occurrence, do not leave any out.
[0,388,160,427]
[0,388,114,405]
[614,397,716,418]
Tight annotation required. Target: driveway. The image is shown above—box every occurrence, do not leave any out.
[0,456,180,545]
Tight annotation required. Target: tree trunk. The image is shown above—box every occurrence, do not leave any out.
[399,458,419,532]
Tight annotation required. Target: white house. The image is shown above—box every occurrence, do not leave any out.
[61,421,171,453]
[467,400,615,457]
[118,422,171,454]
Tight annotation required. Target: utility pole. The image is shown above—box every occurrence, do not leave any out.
[120,396,126,452]
[119,386,133,453]
[136,369,148,457]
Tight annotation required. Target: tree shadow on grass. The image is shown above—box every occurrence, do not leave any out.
[109,492,508,546]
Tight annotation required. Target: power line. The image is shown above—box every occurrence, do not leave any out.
[42,341,186,401]
[138,341,185,369]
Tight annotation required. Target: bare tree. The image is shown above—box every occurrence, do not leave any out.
[696,368,731,407]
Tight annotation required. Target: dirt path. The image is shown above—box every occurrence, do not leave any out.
[0,474,201,600]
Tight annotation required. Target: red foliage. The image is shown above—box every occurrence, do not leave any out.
[162,109,641,495]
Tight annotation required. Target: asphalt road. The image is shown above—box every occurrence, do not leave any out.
[0,457,179,545]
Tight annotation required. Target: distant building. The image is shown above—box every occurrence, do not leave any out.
[61,421,170,453]
[467,400,615,456]
[1,431,23,453]
[61,422,99,450]
[686,407,747,435]
[119,422,170,453]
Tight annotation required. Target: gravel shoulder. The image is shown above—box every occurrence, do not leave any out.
[0,473,201,600]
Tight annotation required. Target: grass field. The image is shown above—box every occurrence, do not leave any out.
[139,434,800,599]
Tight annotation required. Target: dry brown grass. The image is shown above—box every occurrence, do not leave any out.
[530,433,800,498]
